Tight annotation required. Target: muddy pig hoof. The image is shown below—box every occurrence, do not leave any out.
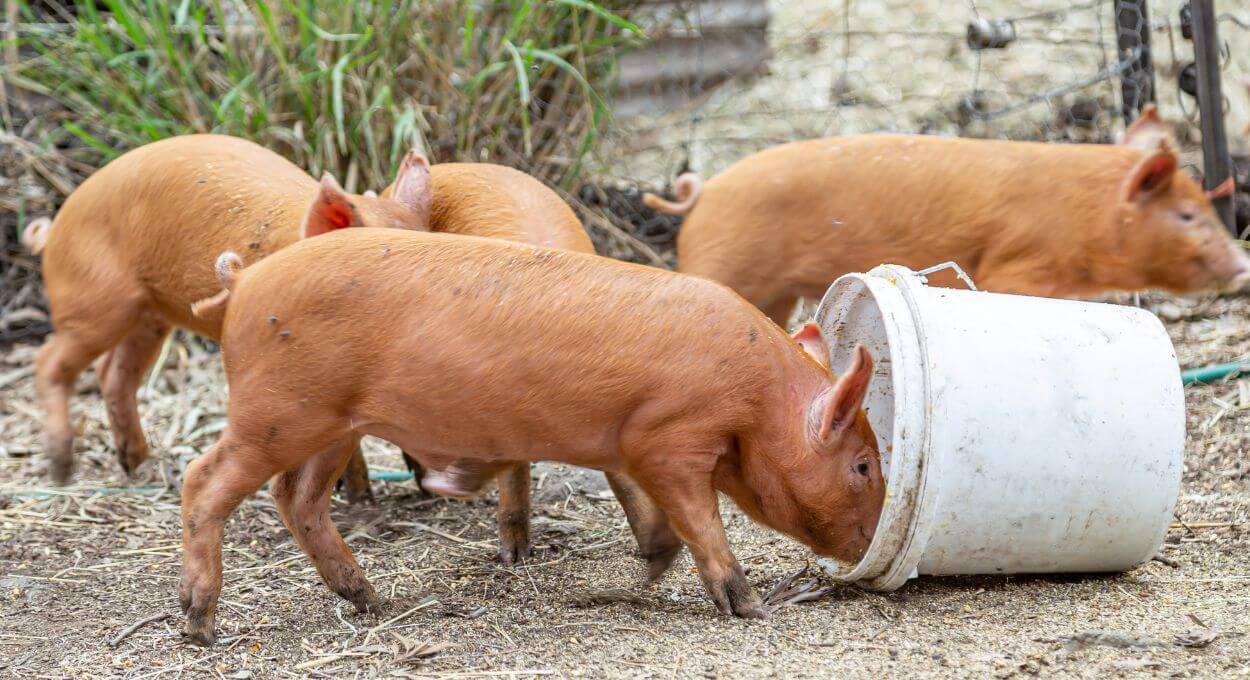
[347,585,385,616]
[644,543,683,583]
[498,540,529,566]
[116,439,149,478]
[340,478,376,505]
[47,458,73,486]
[182,620,217,647]
[732,595,770,620]
[706,566,768,620]
[46,435,74,486]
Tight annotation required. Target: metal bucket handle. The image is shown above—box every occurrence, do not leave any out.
[916,261,978,291]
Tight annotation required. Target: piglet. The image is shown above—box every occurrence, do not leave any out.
[646,106,1250,325]
[27,134,431,483]
[337,163,663,573]
[178,229,885,645]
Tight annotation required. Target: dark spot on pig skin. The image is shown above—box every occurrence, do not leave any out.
[265,426,278,444]
[278,329,291,339]
[453,287,462,296]
[195,178,206,184]
[248,241,260,251]
[267,315,278,325]
[749,328,758,344]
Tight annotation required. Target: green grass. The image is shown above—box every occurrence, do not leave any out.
[5,0,644,189]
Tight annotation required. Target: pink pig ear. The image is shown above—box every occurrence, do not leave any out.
[1122,144,1177,203]
[1120,105,1175,152]
[1205,176,1236,200]
[301,173,357,239]
[792,322,830,368]
[390,149,433,223]
[813,344,874,442]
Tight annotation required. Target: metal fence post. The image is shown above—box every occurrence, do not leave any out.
[1190,0,1236,233]
[1115,0,1156,123]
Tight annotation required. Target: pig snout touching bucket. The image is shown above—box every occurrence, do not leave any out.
[814,264,1185,590]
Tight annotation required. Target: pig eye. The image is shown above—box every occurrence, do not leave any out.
[854,462,870,476]
[1177,210,1197,222]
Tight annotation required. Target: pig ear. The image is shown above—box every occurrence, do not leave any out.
[391,150,433,217]
[1120,105,1174,151]
[1122,146,1177,203]
[813,344,874,442]
[301,174,358,239]
[791,322,830,368]
[1205,176,1236,200]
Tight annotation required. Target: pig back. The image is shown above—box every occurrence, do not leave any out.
[677,135,1142,300]
[222,228,775,461]
[426,163,594,254]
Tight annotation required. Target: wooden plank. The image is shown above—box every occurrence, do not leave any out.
[616,31,770,91]
[612,0,773,117]
[636,0,769,33]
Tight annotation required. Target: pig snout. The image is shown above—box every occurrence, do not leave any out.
[854,509,880,557]
[1212,240,1250,293]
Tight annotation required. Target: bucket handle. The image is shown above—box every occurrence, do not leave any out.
[916,261,979,291]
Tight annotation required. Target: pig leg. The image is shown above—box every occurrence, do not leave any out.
[631,462,766,619]
[94,312,170,476]
[35,329,121,484]
[761,297,799,330]
[604,473,683,581]
[496,463,531,565]
[401,450,429,493]
[178,435,281,646]
[338,445,375,504]
[270,437,383,615]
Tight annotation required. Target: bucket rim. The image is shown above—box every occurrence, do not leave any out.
[815,265,937,588]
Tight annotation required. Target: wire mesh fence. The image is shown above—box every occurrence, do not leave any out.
[601,0,1250,188]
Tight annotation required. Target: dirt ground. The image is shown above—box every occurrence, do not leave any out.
[0,290,1246,679]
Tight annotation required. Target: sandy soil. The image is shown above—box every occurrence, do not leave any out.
[0,289,1247,679]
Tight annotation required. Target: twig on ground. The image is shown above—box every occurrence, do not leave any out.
[109,612,171,647]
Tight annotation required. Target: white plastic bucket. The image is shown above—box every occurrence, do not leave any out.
[814,264,1185,590]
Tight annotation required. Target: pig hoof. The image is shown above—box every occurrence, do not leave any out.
[342,482,375,505]
[46,435,74,485]
[182,623,216,647]
[732,596,770,620]
[498,511,530,566]
[116,439,150,478]
[498,541,529,566]
[644,544,683,583]
[48,459,73,486]
[347,585,384,616]
[706,566,766,620]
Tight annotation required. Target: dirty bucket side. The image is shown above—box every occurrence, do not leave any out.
[909,280,1185,576]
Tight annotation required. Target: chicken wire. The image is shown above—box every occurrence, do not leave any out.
[601,0,1250,185]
